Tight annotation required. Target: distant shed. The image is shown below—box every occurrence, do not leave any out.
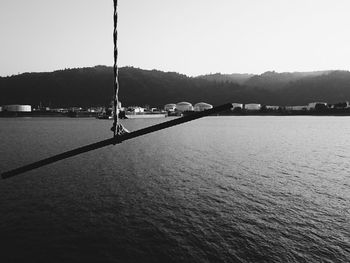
[285,105,307,111]
[244,103,261,110]
[231,103,243,110]
[3,105,32,112]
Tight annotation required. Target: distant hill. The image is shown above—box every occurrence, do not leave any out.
[243,70,334,90]
[1,66,350,107]
[275,71,350,105]
[0,66,113,107]
[0,66,243,107]
[197,70,335,90]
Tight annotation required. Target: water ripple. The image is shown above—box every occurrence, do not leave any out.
[1,117,350,262]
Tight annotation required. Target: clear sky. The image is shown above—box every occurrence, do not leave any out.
[0,0,349,77]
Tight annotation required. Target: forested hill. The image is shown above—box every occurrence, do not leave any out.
[0,66,246,107]
[197,70,334,88]
[1,66,350,107]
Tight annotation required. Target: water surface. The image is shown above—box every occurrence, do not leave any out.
[0,116,349,262]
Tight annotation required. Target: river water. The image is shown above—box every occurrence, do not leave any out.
[0,116,349,262]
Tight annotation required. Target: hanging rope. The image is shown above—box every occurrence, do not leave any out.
[112,0,119,138]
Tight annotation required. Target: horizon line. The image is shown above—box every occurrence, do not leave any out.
[1,65,348,78]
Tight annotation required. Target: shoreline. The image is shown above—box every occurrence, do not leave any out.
[2,112,350,118]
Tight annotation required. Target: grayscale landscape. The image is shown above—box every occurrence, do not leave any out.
[0,1,349,263]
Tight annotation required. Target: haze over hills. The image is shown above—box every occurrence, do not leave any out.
[198,70,335,89]
[197,73,254,85]
[1,66,350,108]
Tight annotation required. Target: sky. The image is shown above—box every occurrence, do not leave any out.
[0,0,350,77]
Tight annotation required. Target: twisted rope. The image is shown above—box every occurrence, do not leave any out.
[112,0,119,138]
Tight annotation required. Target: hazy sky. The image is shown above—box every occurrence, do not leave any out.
[1,0,349,76]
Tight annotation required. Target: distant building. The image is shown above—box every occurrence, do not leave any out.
[285,106,307,111]
[176,102,193,112]
[69,107,83,112]
[333,101,349,109]
[0,106,2,112]
[3,105,32,112]
[244,103,261,110]
[307,102,327,110]
[265,105,279,110]
[127,106,144,113]
[87,108,99,112]
[50,108,68,113]
[231,103,243,110]
[194,102,213,112]
[293,106,307,111]
[34,106,50,111]
[164,103,176,112]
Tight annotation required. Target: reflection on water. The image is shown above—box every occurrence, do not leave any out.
[0,116,349,262]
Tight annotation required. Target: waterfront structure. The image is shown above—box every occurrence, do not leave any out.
[307,102,327,110]
[266,105,279,110]
[3,105,32,112]
[244,103,261,110]
[164,103,176,112]
[231,103,243,110]
[285,106,307,111]
[194,102,213,112]
[50,108,69,113]
[333,101,349,109]
[176,102,193,112]
[127,106,144,113]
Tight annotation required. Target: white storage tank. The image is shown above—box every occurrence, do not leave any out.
[244,103,261,110]
[176,102,193,112]
[3,105,32,112]
[194,102,213,112]
[164,103,176,112]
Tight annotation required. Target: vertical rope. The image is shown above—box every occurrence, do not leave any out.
[112,0,119,138]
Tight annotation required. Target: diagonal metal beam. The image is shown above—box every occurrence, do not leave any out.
[1,103,232,179]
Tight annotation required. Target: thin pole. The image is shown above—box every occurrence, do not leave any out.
[1,103,233,179]
[112,0,119,138]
